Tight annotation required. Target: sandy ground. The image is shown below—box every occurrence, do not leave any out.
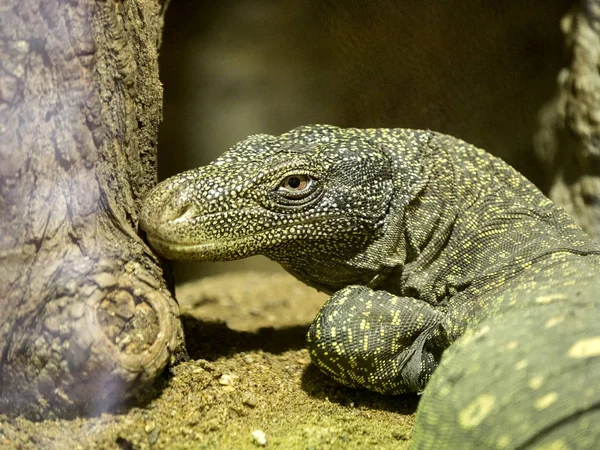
[0,272,417,449]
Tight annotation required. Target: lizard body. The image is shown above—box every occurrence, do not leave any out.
[140,125,600,448]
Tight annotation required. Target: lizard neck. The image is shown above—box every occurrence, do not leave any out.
[376,132,464,298]
[387,132,600,304]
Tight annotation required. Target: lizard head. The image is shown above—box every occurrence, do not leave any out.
[140,125,412,292]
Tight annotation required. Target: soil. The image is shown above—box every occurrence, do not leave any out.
[0,271,418,449]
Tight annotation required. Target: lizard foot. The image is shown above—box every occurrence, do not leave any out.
[306,285,444,394]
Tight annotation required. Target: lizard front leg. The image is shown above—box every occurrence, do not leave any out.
[306,285,446,394]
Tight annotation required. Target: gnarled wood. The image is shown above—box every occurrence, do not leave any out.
[0,0,183,419]
[535,1,600,241]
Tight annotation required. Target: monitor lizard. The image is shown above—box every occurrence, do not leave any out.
[140,125,600,449]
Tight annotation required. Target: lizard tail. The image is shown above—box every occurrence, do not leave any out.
[411,301,600,449]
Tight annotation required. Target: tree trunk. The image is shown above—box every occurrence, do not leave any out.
[0,0,184,419]
[535,0,600,241]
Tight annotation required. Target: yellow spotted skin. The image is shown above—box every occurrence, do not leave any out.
[140,125,600,449]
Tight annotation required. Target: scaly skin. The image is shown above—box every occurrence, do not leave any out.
[140,125,600,449]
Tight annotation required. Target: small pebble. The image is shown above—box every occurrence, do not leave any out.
[242,392,258,408]
[392,430,409,440]
[243,355,255,364]
[219,374,234,386]
[148,427,160,445]
[251,429,267,446]
[198,360,217,372]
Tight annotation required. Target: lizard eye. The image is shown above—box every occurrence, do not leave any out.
[270,173,321,208]
[280,174,312,192]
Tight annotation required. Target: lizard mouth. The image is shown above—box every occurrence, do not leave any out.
[145,234,232,261]
[146,235,218,250]
[144,213,362,262]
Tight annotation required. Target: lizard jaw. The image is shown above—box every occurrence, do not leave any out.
[143,213,363,262]
[144,234,249,262]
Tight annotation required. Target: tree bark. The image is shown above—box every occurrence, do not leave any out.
[535,0,600,241]
[0,0,183,419]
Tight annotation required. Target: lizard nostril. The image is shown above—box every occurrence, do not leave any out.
[171,203,199,223]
